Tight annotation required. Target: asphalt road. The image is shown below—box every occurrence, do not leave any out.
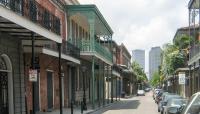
[90,91,160,114]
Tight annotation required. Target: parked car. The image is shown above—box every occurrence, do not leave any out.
[144,87,151,92]
[155,92,169,104]
[137,90,145,96]
[153,89,163,100]
[158,94,182,114]
[181,92,200,114]
[163,98,187,114]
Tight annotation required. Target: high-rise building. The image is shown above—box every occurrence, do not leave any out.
[132,49,145,70]
[149,47,162,80]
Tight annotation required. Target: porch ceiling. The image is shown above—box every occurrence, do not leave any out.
[0,17,46,41]
[66,5,113,36]
[0,5,62,43]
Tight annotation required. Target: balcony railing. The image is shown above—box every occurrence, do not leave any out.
[44,41,80,59]
[79,39,112,62]
[189,44,200,60]
[0,0,61,35]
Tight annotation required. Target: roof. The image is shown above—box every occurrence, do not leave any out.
[66,5,113,35]
[120,43,131,58]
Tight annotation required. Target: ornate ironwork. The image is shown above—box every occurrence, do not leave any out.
[0,0,61,35]
[0,72,8,114]
[0,57,7,70]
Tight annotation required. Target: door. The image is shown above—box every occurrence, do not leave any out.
[35,71,40,111]
[0,72,8,114]
[47,71,53,111]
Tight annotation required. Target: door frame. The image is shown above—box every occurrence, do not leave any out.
[46,70,54,110]
[0,54,14,114]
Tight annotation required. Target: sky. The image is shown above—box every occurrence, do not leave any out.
[78,0,189,72]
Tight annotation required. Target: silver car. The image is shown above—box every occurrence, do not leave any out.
[163,98,187,114]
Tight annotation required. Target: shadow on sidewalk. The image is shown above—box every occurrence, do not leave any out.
[89,99,140,114]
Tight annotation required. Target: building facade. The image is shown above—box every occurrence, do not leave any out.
[149,47,162,80]
[132,49,145,70]
[0,0,133,114]
[187,0,200,97]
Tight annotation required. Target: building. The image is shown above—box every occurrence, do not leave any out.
[149,47,162,80]
[66,4,114,108]
[0,0,132,114]
[132,49,145,70]
[120,44,137,96]
[186,0,200,97]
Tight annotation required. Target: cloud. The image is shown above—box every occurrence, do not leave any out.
[79,0,189,71]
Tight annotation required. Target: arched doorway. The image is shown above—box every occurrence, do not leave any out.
[0,54,14,114]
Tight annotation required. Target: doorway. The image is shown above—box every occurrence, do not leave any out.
[47,71,53,111]
[0,54,14,114]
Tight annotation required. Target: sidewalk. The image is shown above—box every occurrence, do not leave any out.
[36,100,120,114]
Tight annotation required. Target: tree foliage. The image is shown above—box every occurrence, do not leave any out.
[161,34,189,76]
[150,71,160,87]
[132,61,147,81]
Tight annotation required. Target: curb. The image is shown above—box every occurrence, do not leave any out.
[85,101,120,114]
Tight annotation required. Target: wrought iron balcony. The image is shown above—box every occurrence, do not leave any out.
[44,41,80,59]
[0,0,61,35]
[189,44,200,60]
[79,39,112,63]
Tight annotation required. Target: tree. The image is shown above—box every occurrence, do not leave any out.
[161,34,189,77]
[150,71,160,87]
[132,61,147,82]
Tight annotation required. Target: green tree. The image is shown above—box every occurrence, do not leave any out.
[161,34,189,77]
[132,61,147,82]
[150,71,160,87]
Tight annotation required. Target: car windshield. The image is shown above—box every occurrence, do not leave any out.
[182,94,200,114]
[169,99,187,106]
[164,95,181,102]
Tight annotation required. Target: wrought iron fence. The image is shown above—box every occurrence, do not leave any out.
[189,44,200,60]
[62,41,80,59]
[44,41,80,59]
[78,39,112,62]
[0,0,61,35]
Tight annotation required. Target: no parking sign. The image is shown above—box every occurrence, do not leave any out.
[29,69,37,82]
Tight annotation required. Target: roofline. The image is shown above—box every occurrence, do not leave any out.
[121,43,131,58]
[66,5,113,35]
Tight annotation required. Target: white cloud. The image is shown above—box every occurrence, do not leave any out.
[79,0,189,71]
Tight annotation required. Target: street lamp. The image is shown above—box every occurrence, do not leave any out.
[82,66,87,110]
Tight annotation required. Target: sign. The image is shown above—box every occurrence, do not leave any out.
[179,72,185,85]
[29,69,37,82]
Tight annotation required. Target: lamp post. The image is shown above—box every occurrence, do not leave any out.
[82,66,87,110]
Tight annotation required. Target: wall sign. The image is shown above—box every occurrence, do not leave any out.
[29,69,37,82]
[179,72,185,85]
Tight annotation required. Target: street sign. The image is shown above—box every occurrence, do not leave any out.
[179,72,185,85]
[29,69,37,82]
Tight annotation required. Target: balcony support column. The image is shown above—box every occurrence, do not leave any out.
[31,32,36,114]
[57,43,63,114]
[103,63,105,106]
[88,14,95,52]
[198,59,200,91]
[91,56,95,109]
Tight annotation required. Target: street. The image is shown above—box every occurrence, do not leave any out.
[91,91,159,114]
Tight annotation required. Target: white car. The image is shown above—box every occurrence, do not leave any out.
[137,90,145,96]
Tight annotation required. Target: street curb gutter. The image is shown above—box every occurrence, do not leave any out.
[85,101,120,114]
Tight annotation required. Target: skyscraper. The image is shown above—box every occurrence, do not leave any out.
[149,47,162,80]
[132,49,145,70]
